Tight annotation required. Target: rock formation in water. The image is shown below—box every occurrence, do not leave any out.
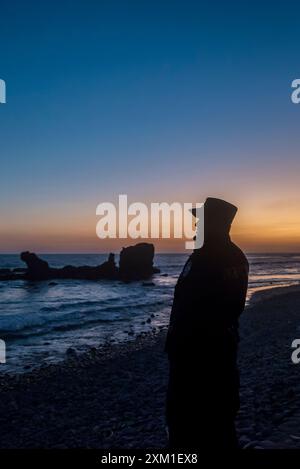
[119,243,160,281]
[0,243,160,282]
[20,251,51,280]
[20,251,119,281]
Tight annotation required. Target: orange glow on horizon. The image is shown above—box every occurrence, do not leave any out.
[1,179,300,253]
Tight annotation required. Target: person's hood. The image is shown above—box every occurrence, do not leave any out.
[192,197,237,239]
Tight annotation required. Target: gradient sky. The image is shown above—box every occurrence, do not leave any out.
[0,0,300,253]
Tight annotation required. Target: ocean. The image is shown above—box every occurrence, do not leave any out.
[0,253,300,373]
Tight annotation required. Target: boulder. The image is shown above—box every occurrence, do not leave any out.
[119,243,160,281]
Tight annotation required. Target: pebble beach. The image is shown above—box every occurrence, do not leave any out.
[0,285,300,449]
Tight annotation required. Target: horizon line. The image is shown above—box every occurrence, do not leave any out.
[1,251,300,255]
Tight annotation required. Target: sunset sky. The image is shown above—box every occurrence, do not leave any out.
[0,0,300,253]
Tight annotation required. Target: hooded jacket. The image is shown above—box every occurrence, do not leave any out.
[165,198,249,359]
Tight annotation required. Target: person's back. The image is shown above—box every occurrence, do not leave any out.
[165,197,249,449]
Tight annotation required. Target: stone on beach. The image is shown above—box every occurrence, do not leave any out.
[1,282,300,448]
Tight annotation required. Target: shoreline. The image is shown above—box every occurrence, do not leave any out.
[248,283,300,305]
[1,284,300,447]
[2,281,299,376]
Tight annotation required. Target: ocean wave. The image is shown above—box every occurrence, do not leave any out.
[0,298,169,337]
[39,299,115,312]
[39,298,167,313]
[0,312,49,333]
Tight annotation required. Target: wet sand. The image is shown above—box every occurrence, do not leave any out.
[0,284,300,448]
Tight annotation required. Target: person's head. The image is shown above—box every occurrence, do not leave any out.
[192,197,237,243]
[203,197,237,240]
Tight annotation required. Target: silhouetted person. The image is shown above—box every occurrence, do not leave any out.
[165,197,249,449]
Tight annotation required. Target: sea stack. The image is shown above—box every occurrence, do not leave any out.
[119,243,160,281]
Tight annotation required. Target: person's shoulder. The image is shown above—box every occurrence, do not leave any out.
[188,248,212,275]
[229,241,249,267]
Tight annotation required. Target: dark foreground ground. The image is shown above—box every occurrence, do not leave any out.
[1,285,300,448]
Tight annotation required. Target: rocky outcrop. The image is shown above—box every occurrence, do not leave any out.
[20,251,51,280]
[119,243,160,281]
[20,251,119,281]
[58,253,119,280]
[0,268,25,281]
[0,243,160,282]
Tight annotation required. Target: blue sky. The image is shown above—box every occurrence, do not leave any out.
[0,0,300,252]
